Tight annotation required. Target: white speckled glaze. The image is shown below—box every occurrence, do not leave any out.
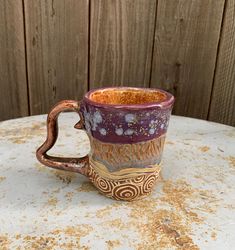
[0,113,235,249]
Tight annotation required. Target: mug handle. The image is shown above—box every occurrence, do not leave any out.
[36,100,89,176]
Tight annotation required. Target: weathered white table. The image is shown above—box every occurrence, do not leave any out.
[0,113,234,250]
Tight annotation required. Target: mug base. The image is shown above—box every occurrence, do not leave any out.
[86,161,161,202]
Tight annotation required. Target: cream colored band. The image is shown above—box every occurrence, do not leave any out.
[89,158,161,180]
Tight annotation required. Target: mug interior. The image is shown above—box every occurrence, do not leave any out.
[89,88,167,105]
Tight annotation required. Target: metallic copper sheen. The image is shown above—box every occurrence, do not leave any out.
[36,87,174,201]
[36,100,89,175]
[90,88,167,105]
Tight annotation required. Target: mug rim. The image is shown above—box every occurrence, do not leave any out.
[84,87,174,109]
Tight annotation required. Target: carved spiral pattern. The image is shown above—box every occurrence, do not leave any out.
[113,184,140,201]
[131,175,145,184]
[96,176,113,194]
[87,165,160,201]
[143,175,157,193]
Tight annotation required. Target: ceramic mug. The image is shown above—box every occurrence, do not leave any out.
[36,87,174,201]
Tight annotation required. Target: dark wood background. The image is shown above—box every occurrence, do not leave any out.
[0,0,234,126]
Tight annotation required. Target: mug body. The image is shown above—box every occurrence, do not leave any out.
[81,87,174,201]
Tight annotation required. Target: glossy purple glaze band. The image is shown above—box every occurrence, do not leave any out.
[80,87,174,144]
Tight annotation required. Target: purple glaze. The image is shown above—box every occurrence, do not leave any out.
[80,87,174,144]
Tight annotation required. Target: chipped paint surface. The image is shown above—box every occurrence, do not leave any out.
[0,113,235,249]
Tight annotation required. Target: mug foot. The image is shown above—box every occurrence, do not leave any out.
[87,160,161,201]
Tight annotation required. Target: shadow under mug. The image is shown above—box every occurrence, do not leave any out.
[36,87,174,201]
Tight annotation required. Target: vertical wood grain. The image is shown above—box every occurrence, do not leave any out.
[90,0,157,88]
[0,0,28,121]
[150,0,225,119]
[209,0,235,126]
[24,0,88,115]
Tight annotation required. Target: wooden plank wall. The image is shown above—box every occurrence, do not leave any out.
[150,0,225,119]
[24,0,89,115]
[90,0,156,87]
[0,0,28,120]
[0,0,234,126]
[209,0,235,125]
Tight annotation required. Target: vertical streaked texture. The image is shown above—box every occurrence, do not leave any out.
[90,0,157,87]
[209,0,235,126]
[0,0,28,120]
[24,0,89,115]
[151,0,225,119]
